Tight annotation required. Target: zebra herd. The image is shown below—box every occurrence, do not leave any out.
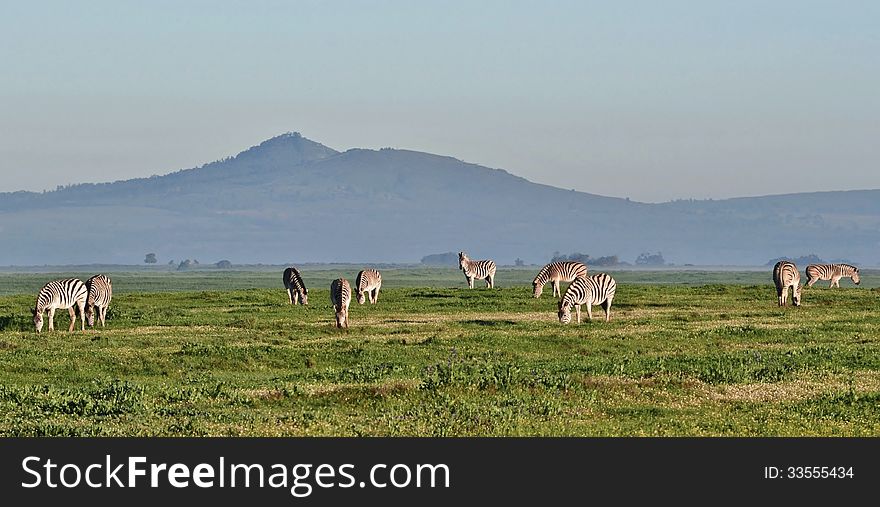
[28,256,863,332]
[279,254,617,328]
[773,261,861,307]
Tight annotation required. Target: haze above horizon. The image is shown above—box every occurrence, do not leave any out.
[1,1,878,202]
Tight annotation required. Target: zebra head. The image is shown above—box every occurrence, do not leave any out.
[558,304,572,324]
[458,252,470,271]
[85,305,95,327]
[532,281,543,298]
[793,284,802,307]
[852,269,860,285]
[357,290,366,305]
[301,288,309,305]
[32,308,44,333]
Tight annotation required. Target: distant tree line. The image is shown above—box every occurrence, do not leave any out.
[421,252,459,266]
[765,254,824,267]
[551,252,624,267]
[635,252,667,266]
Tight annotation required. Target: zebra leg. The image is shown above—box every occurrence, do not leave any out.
[467,276,474,289]
[100,306,107,327]
[68,307,76,332]
[78,301,86,331]
[831,277,840,288]
[47,308,56,331]
[287,288,294,305]
[552,281,560,297]
[575,305,581,324]
[586,304,594,322]
[806,277,816,288]
[372,288,379,304]
[486,275,493,288]
[603,298,613,322]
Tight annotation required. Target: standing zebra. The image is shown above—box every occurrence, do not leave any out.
[458,251,496,288]
[32,278,88,333]
[558,273,617,323]
[282,267,309,305]
[330,278,352,328]
[85,274,113,328]
[533,261,588,298]
[805,263,860,288]
[773,260,802,306]
[356,269,382,304]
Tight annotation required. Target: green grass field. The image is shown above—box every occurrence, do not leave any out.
[1,268,878,436]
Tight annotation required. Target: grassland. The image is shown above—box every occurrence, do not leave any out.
[0,268,878,436]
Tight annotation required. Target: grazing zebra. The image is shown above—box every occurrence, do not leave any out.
[458,251,496,288]
[533,261,588,298]
[773,261,802,306]
[85,274,113,328]
[32,278,88,333]
[356,269,382,304]
[330,278,352,328]
[805,263,860,288]
[282,267,309,305]
[558,273,617,323]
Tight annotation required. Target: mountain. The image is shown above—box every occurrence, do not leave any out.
[1,132,878,266]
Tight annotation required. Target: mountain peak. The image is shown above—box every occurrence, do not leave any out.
[232,131,339,166]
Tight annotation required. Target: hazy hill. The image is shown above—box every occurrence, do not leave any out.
[1,132,878,266]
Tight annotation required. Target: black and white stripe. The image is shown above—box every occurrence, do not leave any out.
[805,263,860,288]
[32,278,88,333]
[773,261,802,306]
[330,278,352,328]
[356,269,382,304]
[458,251,497,288]
[85,274,113,327]
[532,261,588,298]
[283,267,309,305]
[557,273,617,323]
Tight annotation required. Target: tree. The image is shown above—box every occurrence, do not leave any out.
[215,260,232,269]
[514,258,525,267]
[635,252,666,266]
[144,253,157,264]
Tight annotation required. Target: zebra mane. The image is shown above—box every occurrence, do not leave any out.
[533,264,551,285]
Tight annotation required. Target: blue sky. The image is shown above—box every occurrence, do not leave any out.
[1,1,877,201]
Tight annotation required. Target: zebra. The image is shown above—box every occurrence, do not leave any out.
[805,263,860,288]
[773,261,802,306]
[533,261,588,298]
[32,278,88,333]
[282,267,309,305]
[330,278,351,328]
[356,269,382,304]
[85,274,113,327]
[458,251,496,288]
[558,273,617,323]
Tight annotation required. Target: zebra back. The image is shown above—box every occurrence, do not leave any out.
[283,267,308,294]
[331,278,351,309]
[560,273,617,309]
[773,261,800,289]
[35,278,88,312]
[86,274,113,308]
[356,269,382,293]
[458,252,497,278]
[356,269,382,304]
[806,263,859,280]
[533,261,588,291]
